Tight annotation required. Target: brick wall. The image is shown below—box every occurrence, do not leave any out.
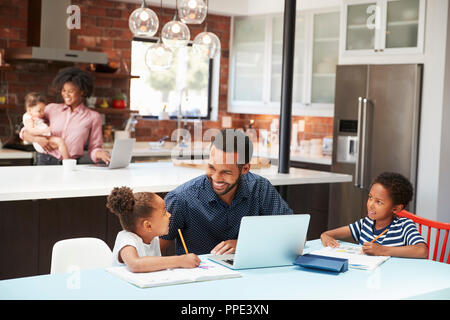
[0,0,332,147]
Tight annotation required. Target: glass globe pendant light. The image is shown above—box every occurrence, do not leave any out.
[178,0,207,24]
[193,0,220,58]
[161,0,190,47]
[128,0,159,38]
[193,31,220,58]
[145,41,174,70]
[145,0,174,70]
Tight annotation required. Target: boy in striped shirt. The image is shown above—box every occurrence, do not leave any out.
[321,172,428,259]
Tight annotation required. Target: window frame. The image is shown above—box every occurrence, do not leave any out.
[131,37,214,121]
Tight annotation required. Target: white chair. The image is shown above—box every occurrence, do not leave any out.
[50,237,113,274]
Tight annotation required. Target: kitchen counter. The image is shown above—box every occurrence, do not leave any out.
[255,150,331,165]
[112,142,332,165]
[0,148,34,159]
[0,161,351,280]
[0,142,332,165]
[0,162,352,201]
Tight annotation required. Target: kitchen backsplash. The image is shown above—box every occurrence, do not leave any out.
[0,0,332,146]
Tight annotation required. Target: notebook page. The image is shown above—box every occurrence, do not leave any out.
[106,267,191,288]
[310,246,390,270]
[175,260,242,281]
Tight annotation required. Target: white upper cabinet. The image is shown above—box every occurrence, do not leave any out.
[311,11,340,104]
[229,8,340,117]
[232,16,266,103]
[340,0,425,61]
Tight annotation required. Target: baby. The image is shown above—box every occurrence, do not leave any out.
[23,92,70,159]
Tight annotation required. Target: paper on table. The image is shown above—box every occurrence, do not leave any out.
[106,260,241,288]
[310,245,390,270]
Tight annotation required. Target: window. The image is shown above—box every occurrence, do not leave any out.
[130,39,213,119]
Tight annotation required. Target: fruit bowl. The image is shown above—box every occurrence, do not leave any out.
[89,62,119,73]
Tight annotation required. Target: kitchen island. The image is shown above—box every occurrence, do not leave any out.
[0,162,351,280]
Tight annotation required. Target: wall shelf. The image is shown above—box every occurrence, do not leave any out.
[89,72,140,79]
[93,107,138,115]
[0,104,17,110]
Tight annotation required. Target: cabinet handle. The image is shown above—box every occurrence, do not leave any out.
[360,98,369,189]
[374,49,379,52]
[355,97,363,187]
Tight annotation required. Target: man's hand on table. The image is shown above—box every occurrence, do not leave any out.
[211,240,237,255]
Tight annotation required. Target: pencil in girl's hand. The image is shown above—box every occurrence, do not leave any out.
[178,228,189,254]
[370,228,388,243]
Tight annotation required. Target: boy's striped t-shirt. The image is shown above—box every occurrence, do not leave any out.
[349,216,427,246]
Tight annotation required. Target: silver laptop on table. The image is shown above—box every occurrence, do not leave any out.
[92,138,135,169]
[209,214,310,270]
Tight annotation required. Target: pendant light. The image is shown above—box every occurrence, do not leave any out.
[128,0,159,38]
[193,0,220,58]
[145,0,174,70]
[145,42,173,70]
[161,0,190,47]
[178,0,207,24]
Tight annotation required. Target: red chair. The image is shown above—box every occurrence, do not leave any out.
[397,210,450,264]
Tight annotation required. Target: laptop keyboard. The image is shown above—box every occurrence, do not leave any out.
[224,259,234,265]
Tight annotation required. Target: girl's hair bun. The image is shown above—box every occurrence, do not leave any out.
[106,186,135,217]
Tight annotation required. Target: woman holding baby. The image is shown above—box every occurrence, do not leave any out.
[21,67,111,165]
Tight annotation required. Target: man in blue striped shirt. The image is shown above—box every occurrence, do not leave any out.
[321,172,428,259]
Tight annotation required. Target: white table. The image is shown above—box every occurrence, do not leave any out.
[0,162,352,201]
[0,240,449,300]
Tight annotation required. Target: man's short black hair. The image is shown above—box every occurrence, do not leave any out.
[371,172,413,208]
[210,129,253,165]
[52,67,94,98]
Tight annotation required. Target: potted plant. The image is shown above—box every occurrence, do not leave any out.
[112,92,127,109]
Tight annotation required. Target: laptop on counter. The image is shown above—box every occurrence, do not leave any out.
[209,214,310,270]
[91,138,135,169]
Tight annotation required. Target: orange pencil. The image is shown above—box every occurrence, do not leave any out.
[178,228,189,254]
[370,228,388,243]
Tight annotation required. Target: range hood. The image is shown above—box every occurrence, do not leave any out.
[6,0,107,64]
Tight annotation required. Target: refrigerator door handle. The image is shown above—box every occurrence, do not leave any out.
[360,98,369,189]
[354,97,363,187]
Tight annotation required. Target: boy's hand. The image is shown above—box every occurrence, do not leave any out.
[179,253,201,268]
[362,242,385,256]
[320,233,340,248]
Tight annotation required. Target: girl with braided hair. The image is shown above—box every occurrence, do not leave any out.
[107,186,200,272]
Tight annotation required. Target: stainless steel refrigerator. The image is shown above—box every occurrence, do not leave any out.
[328,64,422,229]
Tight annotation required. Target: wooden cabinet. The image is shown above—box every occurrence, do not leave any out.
[0,200,39,279]
[0,158,33,166]
[340,0,426,62]
[284,162,331,240]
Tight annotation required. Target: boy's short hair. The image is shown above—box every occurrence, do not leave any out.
[372,172,413,208]
[210,129,253,165]
[24,92,46,109]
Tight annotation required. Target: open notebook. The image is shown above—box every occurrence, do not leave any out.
[309,245,390,270]
[106,260,241,288]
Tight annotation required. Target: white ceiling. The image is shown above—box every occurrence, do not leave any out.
[115,0,341,16]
